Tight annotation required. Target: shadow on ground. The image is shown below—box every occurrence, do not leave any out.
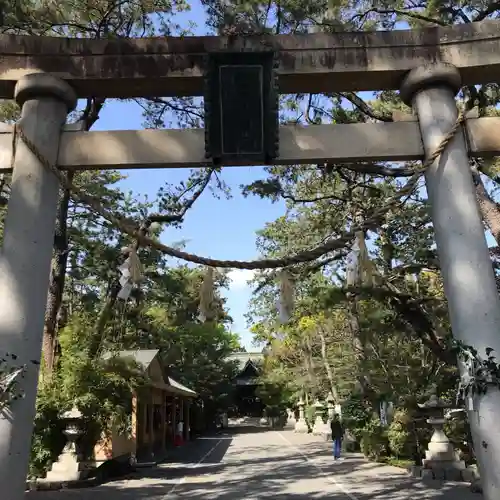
[25,427,480,500]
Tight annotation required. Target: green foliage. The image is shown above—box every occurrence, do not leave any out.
[256,380,290,417]
[28,314,148,475]
[29,387,67,479]
[341,394,372,440]
[444,415,474,465]
[387,409,413,458]
[360,418,389,460]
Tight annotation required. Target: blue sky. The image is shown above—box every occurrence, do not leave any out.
[92,0,284,350]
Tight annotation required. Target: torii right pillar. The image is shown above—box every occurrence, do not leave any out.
[400,63,500,499]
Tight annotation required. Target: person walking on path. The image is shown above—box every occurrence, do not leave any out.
[330,414,344,461]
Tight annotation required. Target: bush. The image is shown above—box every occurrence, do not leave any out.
[29,386,68,479]
[444,414,474,465]
[360,418,389,460]
[387,409,413,458]
[386,408,433,463]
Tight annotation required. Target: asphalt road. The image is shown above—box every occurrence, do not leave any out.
[25,426,480,500]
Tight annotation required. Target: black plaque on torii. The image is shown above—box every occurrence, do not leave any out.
[204,50,279,166]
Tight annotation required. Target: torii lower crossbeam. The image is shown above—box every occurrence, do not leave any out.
[0,116,498,172]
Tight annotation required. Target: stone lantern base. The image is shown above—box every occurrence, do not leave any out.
[312,416,325,435]
[294,417,308,433]
[408,463,478,483]
[44,452,95,482]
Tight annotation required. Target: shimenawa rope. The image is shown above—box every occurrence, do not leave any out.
[11,110,465,270]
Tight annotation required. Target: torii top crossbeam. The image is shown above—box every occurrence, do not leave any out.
[0,20,499,98]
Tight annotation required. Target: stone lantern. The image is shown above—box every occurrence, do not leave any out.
[319,392,336,440]
[417,394,465,479]
[44,407,95,482]
[312,399,326,435]
[294,396,308,433]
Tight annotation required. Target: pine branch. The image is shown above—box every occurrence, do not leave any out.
[337,92,393,122]
[473,2,500,22]
[352,8,447,26]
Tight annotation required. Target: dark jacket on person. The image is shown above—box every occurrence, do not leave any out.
[330,419,343,440]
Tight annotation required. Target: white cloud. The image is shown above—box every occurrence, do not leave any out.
[227,269,255,290]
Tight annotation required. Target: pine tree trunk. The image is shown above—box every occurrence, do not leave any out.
[303,334,317,395]
[318,330,340,401]
[472,168,500,245]
[347,298,371,394]
[88,283,120,360]
[42,176,73,377]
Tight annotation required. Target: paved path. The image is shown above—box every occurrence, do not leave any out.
[26,426,481,499]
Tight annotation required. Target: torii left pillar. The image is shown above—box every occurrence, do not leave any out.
[0,74,76,500]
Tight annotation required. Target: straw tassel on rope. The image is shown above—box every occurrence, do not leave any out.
[199,266,216,322]
[346,229,374,289]
[277,270,295,324]
[117,246,144,301]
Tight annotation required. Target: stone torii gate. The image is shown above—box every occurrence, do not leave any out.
[1,19,500,500]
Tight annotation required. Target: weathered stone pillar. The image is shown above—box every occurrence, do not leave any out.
[0,74,76,500]
[401,63,500,500]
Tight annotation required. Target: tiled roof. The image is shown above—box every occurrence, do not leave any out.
[108,349,159,368]
[227,352,264,371]
[103,349,196,397]
[167,376,197,396]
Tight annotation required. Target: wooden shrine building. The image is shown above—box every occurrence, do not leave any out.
[96,349,197,463]
[228,352,265,418]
